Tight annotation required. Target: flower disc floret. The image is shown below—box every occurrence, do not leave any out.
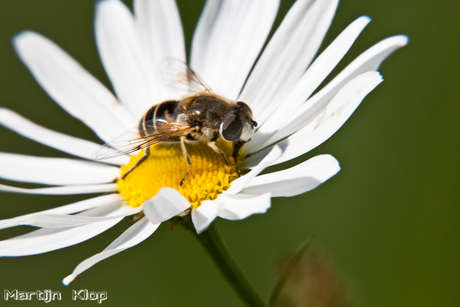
[117,139,238,208]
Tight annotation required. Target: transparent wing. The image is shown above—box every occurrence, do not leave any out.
[95,122,195,160]
[162,58,212,94]
[95,129,148,159]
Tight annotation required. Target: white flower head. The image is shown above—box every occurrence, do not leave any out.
[0,0,407,285]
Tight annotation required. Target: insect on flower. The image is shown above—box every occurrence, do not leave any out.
[0,0,407,286]
[96,61,257,185]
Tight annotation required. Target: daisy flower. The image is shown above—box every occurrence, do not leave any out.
[0,0,407,286]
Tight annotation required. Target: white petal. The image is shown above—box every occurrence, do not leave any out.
[24,194,122,215]
[191,200,223,234]
[240,0,337,118]
[218,192,271,220]
[0,183,117,195]
[0,109,129,166]
[241,154,340,197]
[0,203,140,229]
[77,200,135,218]
[0,152,120,185]
[0,201,136,257]
[13,31,135,143]
[0,219,122,257]
[191,0,280,99]
[134,0,186,101]
[95,0,156,117]
[189,0,218,69]
[143,187,191,224]
[302,35,408,122]
[224,145,282,195]
[248,16,371,152]
[0,211,140,229]
[63,216,159,285]
[260,35,409,146]
[273,71,383,165]
[0,194,123,230]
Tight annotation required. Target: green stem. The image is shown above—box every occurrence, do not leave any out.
[190,222,267,307]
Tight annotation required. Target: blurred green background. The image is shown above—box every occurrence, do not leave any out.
[0,0,459,306]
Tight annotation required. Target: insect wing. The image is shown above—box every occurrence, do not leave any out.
[95,122,195,160]
[162,58,212,94]
[95,129,147,159]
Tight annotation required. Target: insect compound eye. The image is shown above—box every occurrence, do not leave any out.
[220,113,243,142]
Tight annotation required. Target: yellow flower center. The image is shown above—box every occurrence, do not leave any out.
[117,139,239,208]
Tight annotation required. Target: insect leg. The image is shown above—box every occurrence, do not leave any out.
[208,141,229,167]
[232,140,244,163]
[180,136,191,186]
[121,146,151,180]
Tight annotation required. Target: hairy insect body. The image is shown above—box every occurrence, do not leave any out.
[139,93,255,149]
[178,94,234,142]
[125,92,257,184]
[98,61,258,184]
[139,100,179,139]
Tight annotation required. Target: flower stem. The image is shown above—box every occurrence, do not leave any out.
[191,222,267,307]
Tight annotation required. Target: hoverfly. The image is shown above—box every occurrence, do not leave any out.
[97,60,257,185]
